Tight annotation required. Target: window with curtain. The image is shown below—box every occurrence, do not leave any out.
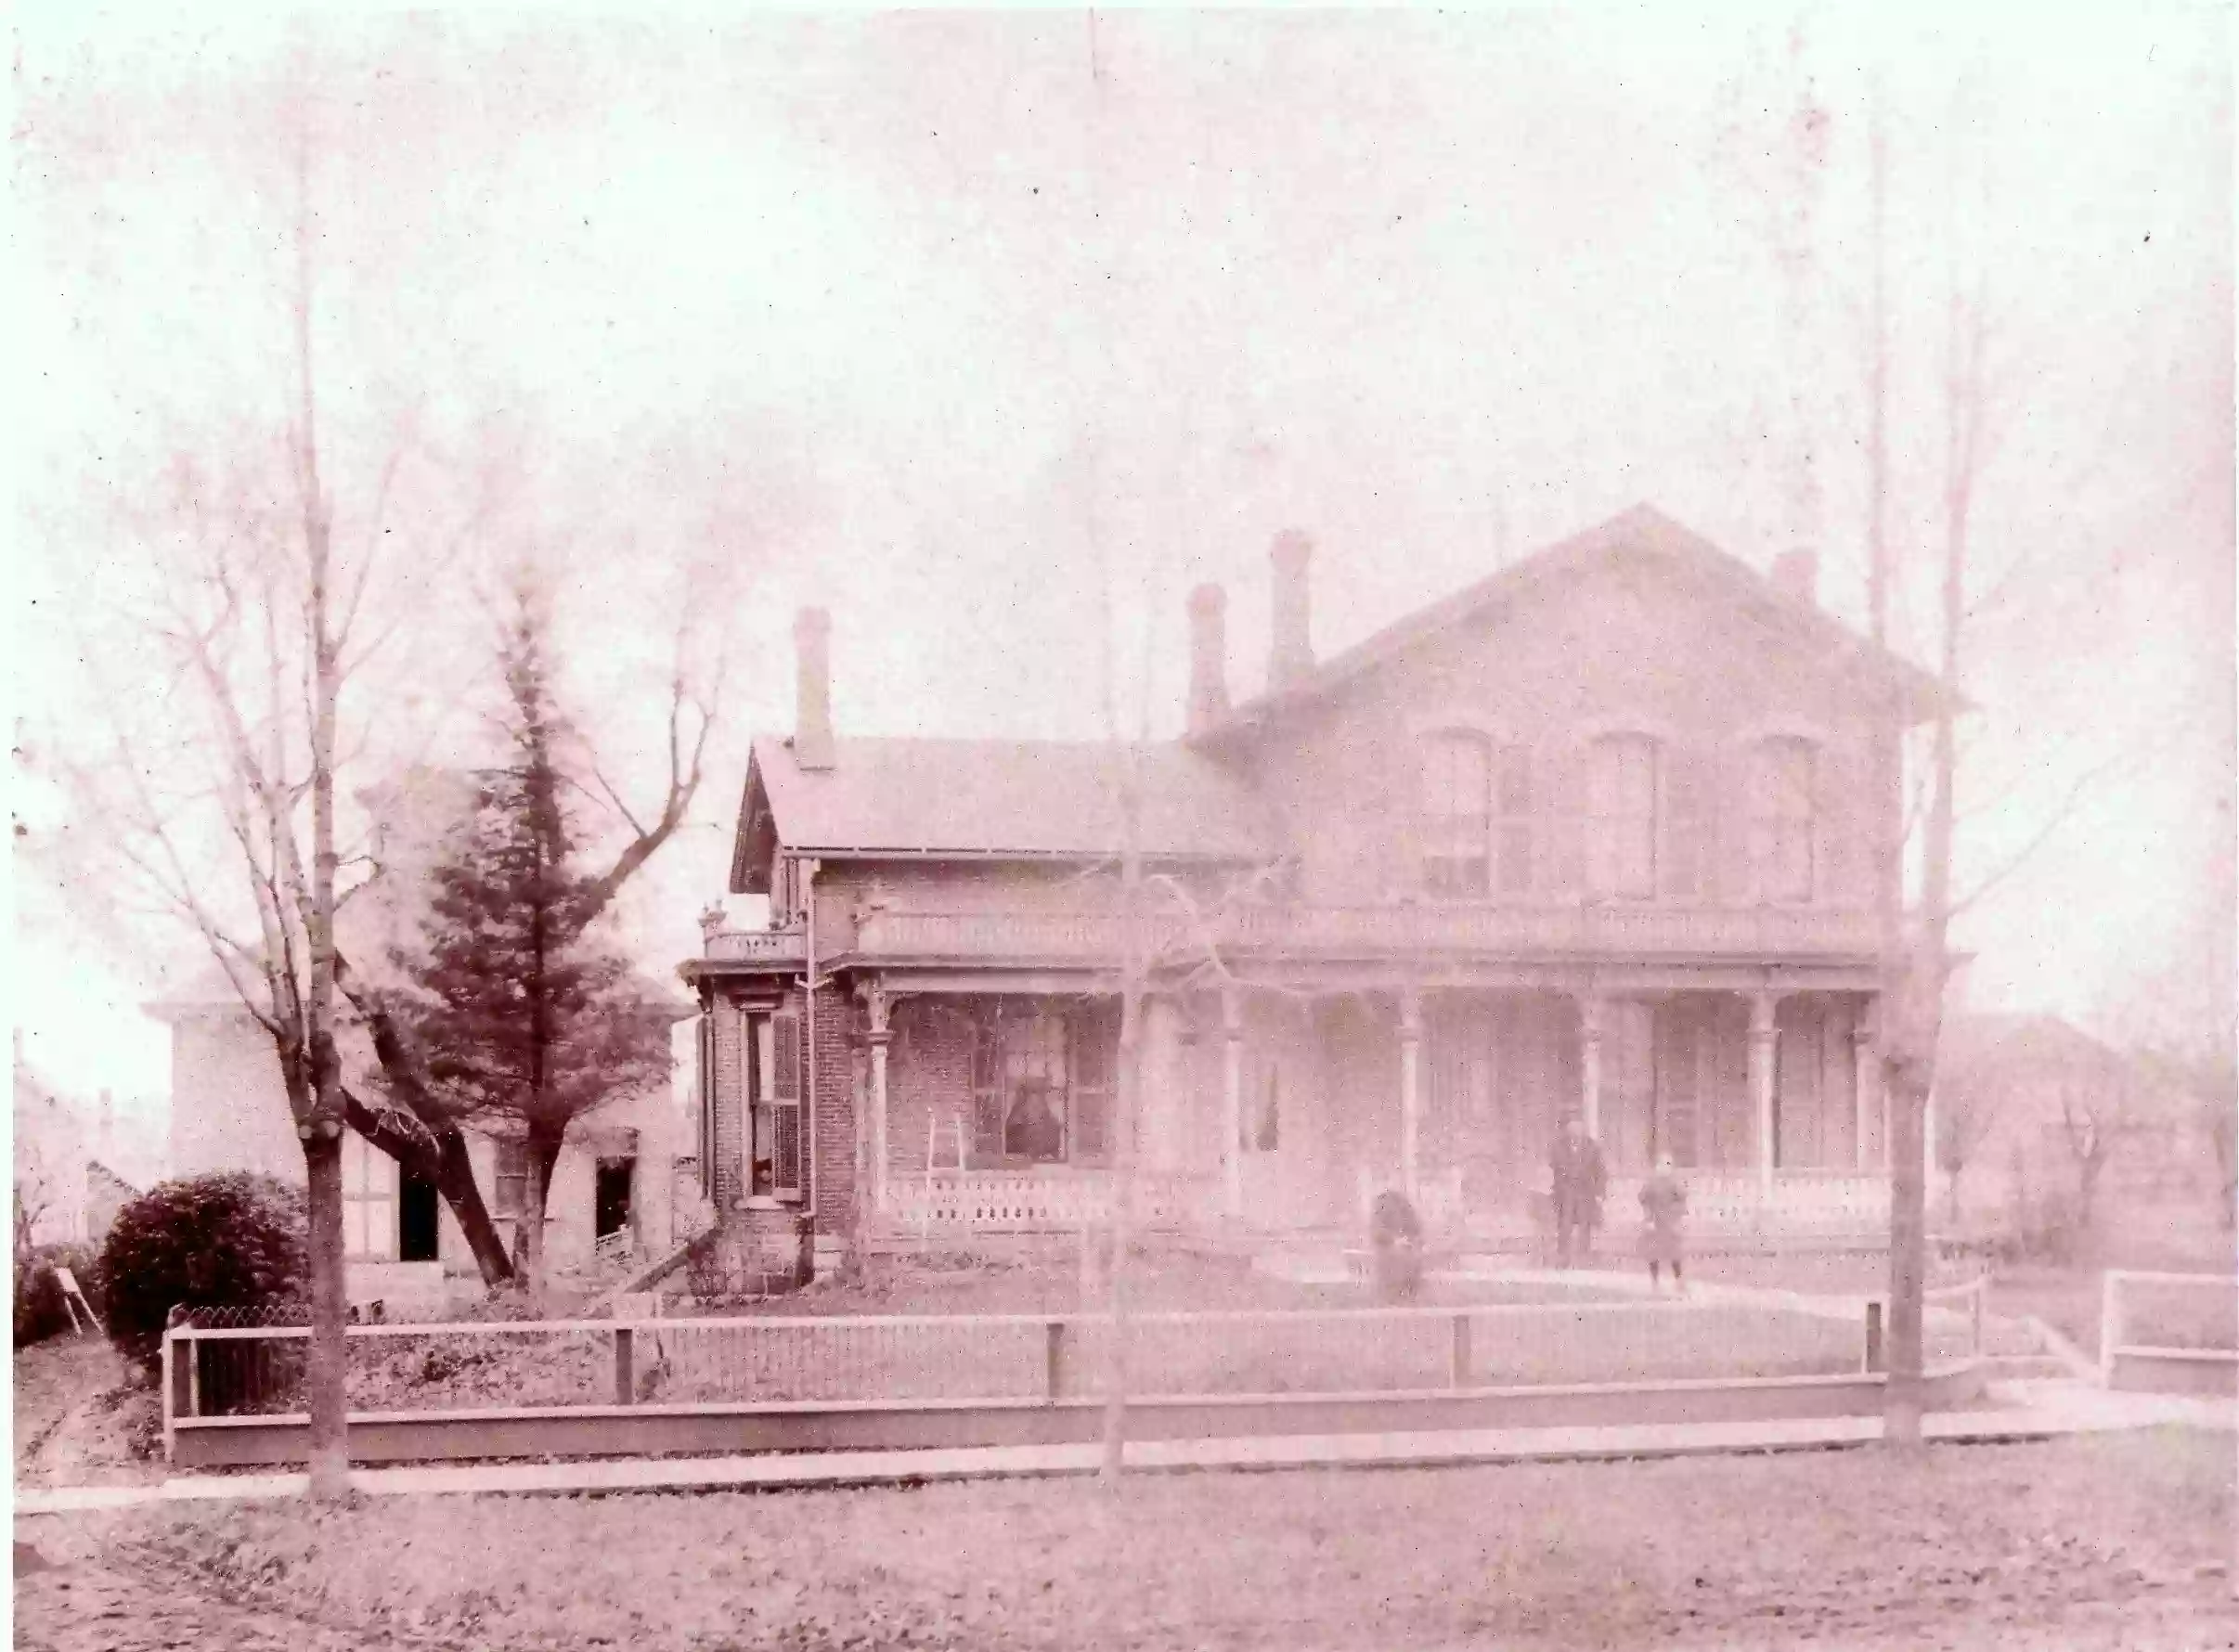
[1586,734,1660,899]
[1748,737,1817,901]
[965,1000,1119,1166]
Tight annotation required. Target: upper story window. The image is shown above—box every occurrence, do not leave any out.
[1747,736,1818,901]
[1420,732,1533,897]
[1585,733,1660,899]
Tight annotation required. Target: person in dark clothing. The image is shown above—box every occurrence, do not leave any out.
[1006,1085,1064,1161]
[1637,1154,1689,1292]
[1549,1116,1608,1268]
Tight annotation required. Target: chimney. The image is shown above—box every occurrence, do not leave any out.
[1186,583,1230,735]
[793,607,835,771]
[1268,529,1314,690]
[1771,549,1818,607]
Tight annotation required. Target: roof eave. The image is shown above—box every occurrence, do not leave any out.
[728,745,779,897]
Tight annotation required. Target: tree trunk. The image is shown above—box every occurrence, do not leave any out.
[514,1122,567,1297]
[1884,1055,1929,1447]
[1099,979,1141,1486]
[436,1129,513,1285]
[301,1127,350,1495]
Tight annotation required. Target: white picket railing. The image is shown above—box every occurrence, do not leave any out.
[882,1169,1221,1234]
[2099,1269,2238,1387]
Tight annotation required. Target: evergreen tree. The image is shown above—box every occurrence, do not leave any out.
[395,590,670,1288]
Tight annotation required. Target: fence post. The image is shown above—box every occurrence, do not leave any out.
[1045,1320,1065,1402]
[1449,1312,1471,1389]
[2099,1271,2119,1387]
[1864,1299,1884,1374]
[615,1325,636,1406]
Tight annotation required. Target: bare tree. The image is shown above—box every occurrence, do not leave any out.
[65,129,364,1493]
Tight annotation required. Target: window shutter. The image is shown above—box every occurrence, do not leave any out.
[1663,748,1708,899]
[969,1010,1004,1165]
[1818,740,1859,902]
[1715,742,1754,901]
[770,1010,803,1196]
[1546,744,1585,895]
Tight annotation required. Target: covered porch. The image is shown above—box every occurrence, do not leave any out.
[856,971,1894,1245]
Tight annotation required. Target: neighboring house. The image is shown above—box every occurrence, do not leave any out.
[684,505,1946,1273]
[147,768,693,1302]
[12,1036,157,1250]
[1932,1013,2204,1224]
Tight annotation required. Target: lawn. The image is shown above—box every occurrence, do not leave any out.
[13,1336,163,1489]
[1987,1202,2234,1355]
[43,1428,2236,1650]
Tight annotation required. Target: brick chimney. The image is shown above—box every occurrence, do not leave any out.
[1186,583,1230,735]
[1269,529,1314,690]
[1771,549,1818,607]
[793,607,835,771]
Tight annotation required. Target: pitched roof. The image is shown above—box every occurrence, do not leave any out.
[1195,504,1951,747]
[1936,1013,2128,1076]
[730,735,1275,893]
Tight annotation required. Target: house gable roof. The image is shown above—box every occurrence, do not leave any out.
[729,735,1275,895]
[1193,504,1950,751]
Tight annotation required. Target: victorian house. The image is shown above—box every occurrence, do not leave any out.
[683,506,1940,1275]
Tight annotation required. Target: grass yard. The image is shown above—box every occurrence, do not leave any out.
[1988,1204,2234,1355]
[36,1428,2235,1650]
[13,1336,163,1489]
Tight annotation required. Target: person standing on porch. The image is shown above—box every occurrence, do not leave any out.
[1549,1117,1606,1269]
[1637,1155,1688,1293]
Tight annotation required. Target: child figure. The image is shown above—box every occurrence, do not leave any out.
[1637,1155,1688,1294]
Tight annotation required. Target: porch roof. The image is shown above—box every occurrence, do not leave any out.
[730,735,1275,893]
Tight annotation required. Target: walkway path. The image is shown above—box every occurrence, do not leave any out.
[16,1375,2229,1514]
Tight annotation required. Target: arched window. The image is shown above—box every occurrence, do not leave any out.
[1586,733,1660,899]
[1748,736,1817,901]
[1421,733,1534,897]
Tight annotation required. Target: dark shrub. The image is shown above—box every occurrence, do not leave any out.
[13,1241,103,1348]
[97,1173,307,1375]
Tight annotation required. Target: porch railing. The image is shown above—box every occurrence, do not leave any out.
[882,1170,1221,1235]
[703,927,809,964]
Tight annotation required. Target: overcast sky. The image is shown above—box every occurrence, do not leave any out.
[10,4,2233,1115]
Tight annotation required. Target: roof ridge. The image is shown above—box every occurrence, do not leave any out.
[1194,503,1947,742]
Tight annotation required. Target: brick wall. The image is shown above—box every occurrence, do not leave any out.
[885,999,978,1177]
[808,982,857,1239]
[700,980,862,1251]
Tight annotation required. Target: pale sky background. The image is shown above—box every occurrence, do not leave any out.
[7,4,2233,1137]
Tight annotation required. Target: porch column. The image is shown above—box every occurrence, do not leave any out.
[1221,985,1245,1222]
[1852,999,1880,1171]
[1398,987,1423,1202]
[1140,997,1182,1173]
[1749,991,1779,1199]
[1577,992,1604,1139]
[864,987,893,1219]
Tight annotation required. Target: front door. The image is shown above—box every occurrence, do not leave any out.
[398,1172,441,1262]
[595,1159,635,1240]
[1239,998,1330,1228]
